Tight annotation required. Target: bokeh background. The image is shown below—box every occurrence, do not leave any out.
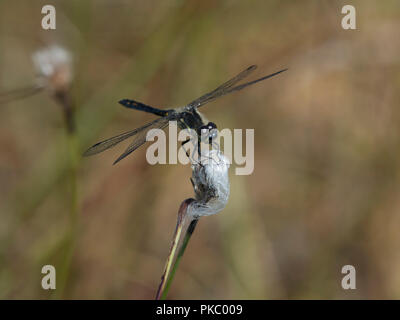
[1,0,399,299]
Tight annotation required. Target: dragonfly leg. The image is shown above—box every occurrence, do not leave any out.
[181,138,191,158]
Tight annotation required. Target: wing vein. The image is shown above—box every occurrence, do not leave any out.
[83,116,170,157]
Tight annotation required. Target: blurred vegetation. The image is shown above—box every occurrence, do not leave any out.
[0,0,400,299]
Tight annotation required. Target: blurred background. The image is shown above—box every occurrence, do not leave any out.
[0,0,399,299]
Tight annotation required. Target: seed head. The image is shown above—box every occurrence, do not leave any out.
[187,149,230,218]
[32,45,73,93]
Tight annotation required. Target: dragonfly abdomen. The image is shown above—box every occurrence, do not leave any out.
[119,99,170,117]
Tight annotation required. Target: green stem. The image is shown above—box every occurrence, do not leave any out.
[53,117,80,299]
[155,217,185,300]
[160,218,198,300]
[156,199,198,300]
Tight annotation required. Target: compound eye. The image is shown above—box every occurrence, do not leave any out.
[198,125,208,136]
[208,122,217,130]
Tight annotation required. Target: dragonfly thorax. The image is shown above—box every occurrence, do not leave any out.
[179,109,206,131]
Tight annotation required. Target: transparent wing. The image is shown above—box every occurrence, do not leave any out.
[216,68,288,97]
[113,116,171,164]
[187,65,257,109]
[83,116,170,159]
[188,67,288,109]
[0,85,44,104]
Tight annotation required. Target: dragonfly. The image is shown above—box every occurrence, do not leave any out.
[83,65,287,164]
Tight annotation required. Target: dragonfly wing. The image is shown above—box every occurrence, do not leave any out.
[188,67,287,109]
[113,116,171,164]
[186,65,257,109]
[83,116,170,157]
[222,68,288,96]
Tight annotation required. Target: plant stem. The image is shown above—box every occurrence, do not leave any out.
[52,91,79,298]
[155,199,196,300]
[161,218,198,300]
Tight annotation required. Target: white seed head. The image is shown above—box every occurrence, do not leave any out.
[32,45,73,92]
[187,149,230,218]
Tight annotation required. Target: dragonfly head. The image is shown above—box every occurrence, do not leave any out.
[198,122,218,144]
